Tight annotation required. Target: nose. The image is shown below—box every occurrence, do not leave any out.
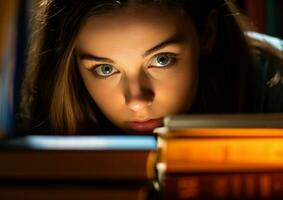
[123,71,154,112]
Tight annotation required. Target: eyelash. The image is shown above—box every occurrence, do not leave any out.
[89,65,118,79]
[149,52,178,69]
[89,52,179,78]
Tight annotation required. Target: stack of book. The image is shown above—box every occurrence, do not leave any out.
[154,114,283,200]
[0,135,158,200]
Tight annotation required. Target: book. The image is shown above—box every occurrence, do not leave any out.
[157,137,283,173]
[0,135,157,181]
[278,1,283,38]
[0,0,19,137]
[161,114,283,129]
[0,183,152,200]
[155,114,283,199]
[164,172,283,200]
[265,0,278,36]
[155,114,283,172]
[244,0,266,33]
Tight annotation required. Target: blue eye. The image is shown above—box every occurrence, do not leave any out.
[93,64,118,77]
[150,54,176,68]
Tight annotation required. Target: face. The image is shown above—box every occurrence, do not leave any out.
[75,5,199,133]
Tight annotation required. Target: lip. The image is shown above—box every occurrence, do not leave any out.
[127,118,163,132]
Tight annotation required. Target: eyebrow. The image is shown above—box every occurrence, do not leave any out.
[78,52,115,64]
[78,35,183,63]
[142,36,183,57]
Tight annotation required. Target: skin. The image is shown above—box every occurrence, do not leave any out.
[75,5,200,133]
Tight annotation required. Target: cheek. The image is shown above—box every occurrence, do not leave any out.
[79,69,122,113]
[88,81,120,112]
[89,85,113,105]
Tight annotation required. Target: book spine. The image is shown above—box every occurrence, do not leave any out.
[164,172,283,200]
[265,0,278,36]
[278,1,283,38]
[0,0,19,137]
[245,0,265,33]
[163,138,283,170]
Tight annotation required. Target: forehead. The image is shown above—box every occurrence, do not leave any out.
[76,5,195,54]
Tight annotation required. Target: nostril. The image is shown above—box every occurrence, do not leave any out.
[123,72,155,111]
[125,88,155,111]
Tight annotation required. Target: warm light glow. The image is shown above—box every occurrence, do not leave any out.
[161,128,283,137]
[157,128,283,172]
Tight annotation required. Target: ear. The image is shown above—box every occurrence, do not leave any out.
[201,10,217,55]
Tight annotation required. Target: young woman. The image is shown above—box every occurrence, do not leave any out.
[20,0,283,134]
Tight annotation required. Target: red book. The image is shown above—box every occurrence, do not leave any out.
[245,0,266,32]
[164,172,283,200]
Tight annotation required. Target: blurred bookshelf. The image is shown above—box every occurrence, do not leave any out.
[237,0,283,38]
[0,0,20,137]
[0,0,30,137]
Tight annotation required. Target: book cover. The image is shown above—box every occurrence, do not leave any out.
[157,137,283,172]
[154,114,283,171]
[160,114,283,130]
[0,135,157,181]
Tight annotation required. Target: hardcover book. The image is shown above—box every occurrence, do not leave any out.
[0,135,157,180]
[0,135,159,200]
[154,114,283,199]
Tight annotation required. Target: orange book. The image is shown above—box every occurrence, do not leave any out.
[158,136,283,172]
[154,114,283,172]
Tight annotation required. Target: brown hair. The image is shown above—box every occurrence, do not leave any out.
[21,0,258,134]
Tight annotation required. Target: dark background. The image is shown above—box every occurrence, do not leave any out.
[237,0,283,38]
